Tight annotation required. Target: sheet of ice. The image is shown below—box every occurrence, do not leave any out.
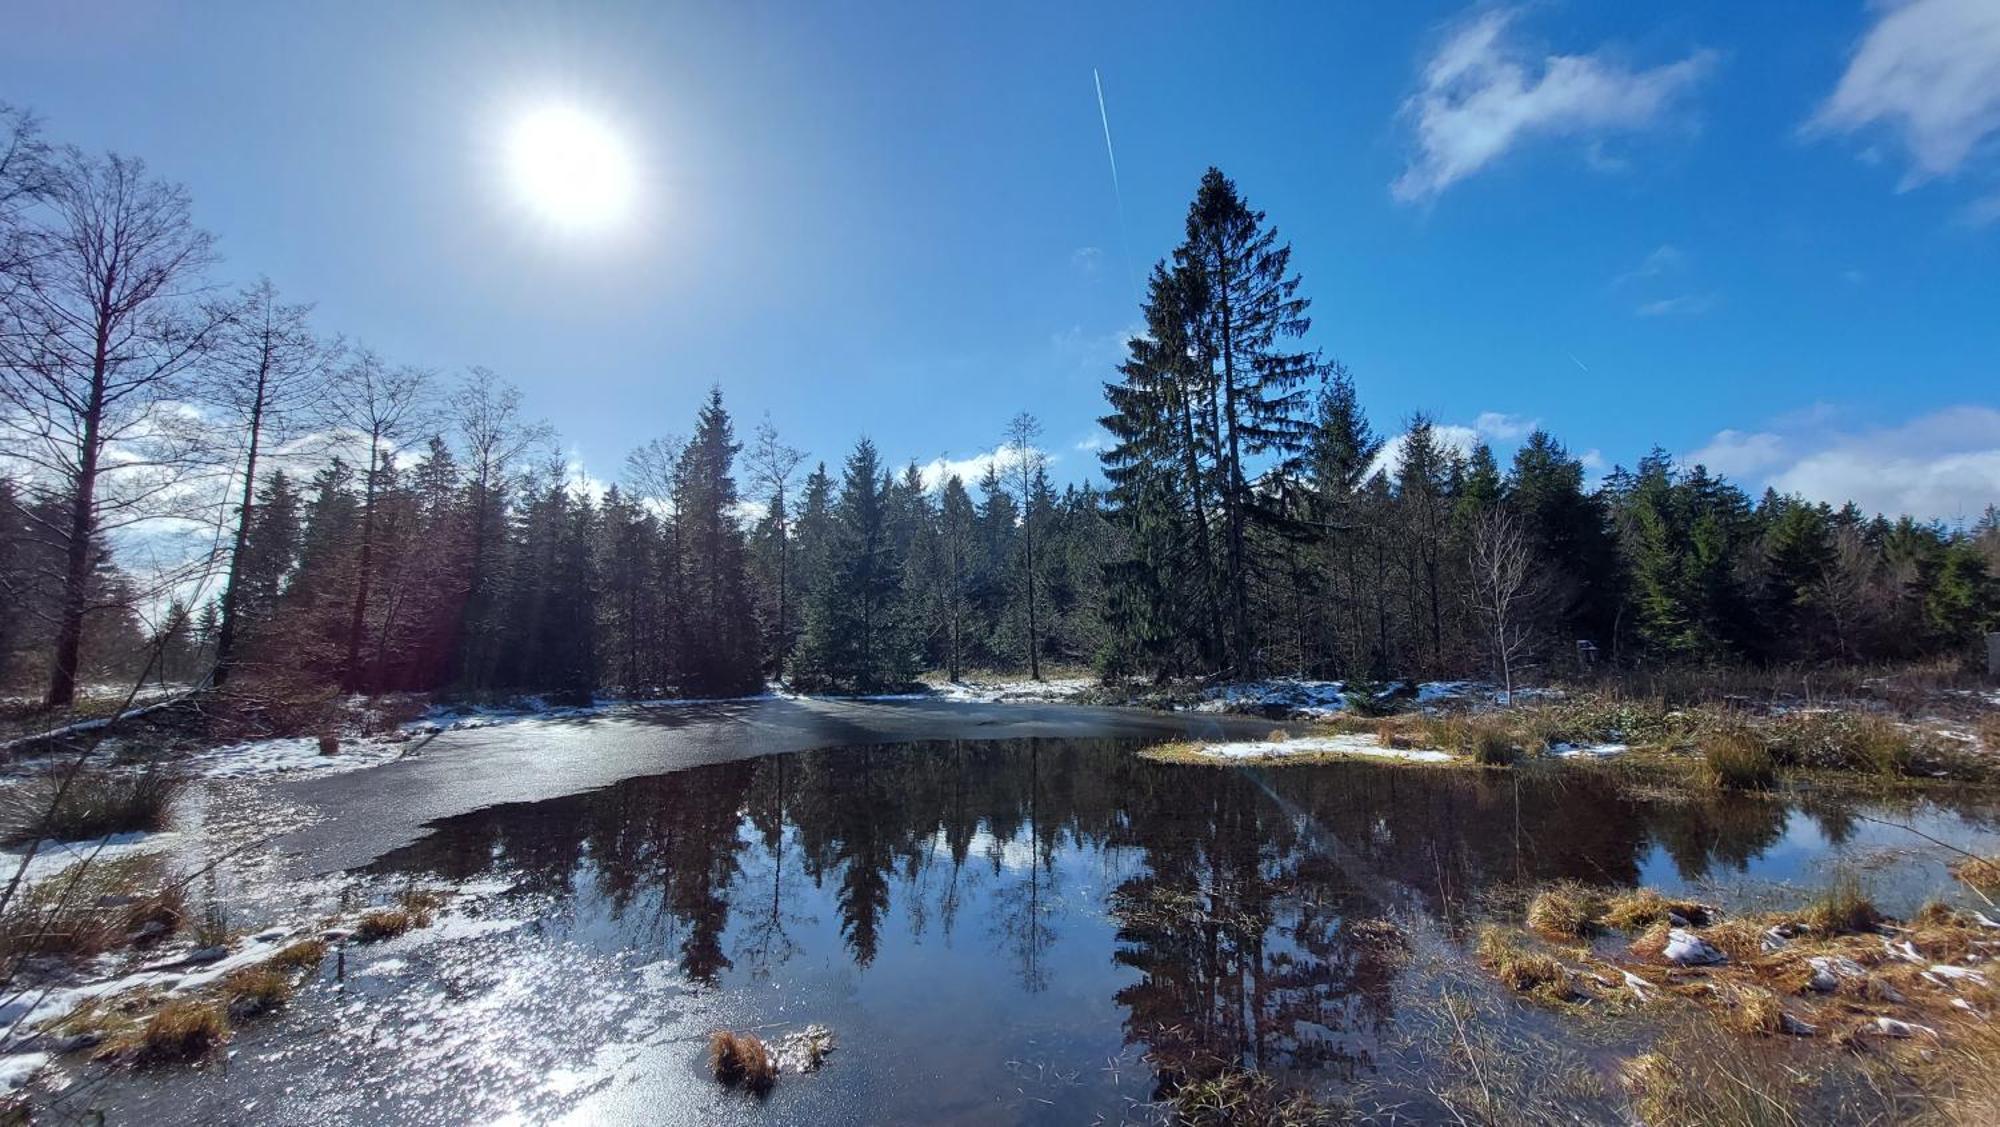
[1551,741,1630,759]
[1193,679,1352,718]
[1190,733,1452,764]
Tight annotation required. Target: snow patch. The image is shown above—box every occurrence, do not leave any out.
[0,832,178,889]
[0,1051,48,1090]
[191,736,406,780]
[1185,733,1453,764]
[1551,741,1630,760]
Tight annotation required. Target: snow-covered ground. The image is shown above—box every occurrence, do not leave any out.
[1188,678,1538,718]
[926,677,1097,705]
[1551,741,1631,760]
[190,735,410,780]
[1183,733,1453,764]
[0,831,181,889]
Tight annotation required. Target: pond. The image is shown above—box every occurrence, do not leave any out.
[63,736,2000,1124]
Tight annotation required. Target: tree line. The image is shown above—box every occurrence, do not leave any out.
[2,105,1995,710]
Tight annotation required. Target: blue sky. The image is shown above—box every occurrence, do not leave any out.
[6,0,1998,520]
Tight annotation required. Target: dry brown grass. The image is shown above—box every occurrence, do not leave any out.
[104,999,228,1068]
[1717,984,1788,1036]
[1951,855,2000,896]
[1476,926,1574,1002]
[0,855,184,961]
[1526,882,1606,939]
[353,908,414,942]
[1799,874,1880,937]
[1167,1066,1340,1126]
[220,966,293,1020]
[1603,888,1711,932]
[707,1030,776,1094]
[0,768,187,847]
[1621,1021,1814,1127]
[1700,726,1777,790]
[268,937,328,971]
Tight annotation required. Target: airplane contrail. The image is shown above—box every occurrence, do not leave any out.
[1093,68,1138,304]
[1093,68,1122,204]
[1569,352,1590,374]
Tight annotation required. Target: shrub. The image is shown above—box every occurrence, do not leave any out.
[1700,728,1776,790]
[0,768,187,847]
[708,1030,776,1093]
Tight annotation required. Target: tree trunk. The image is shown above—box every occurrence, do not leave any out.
[45,326,110,709]
[211,359,271,688]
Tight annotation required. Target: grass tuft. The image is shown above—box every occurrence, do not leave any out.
[0,768,187,847]
[268,937,328,971]
[220,965,293,1020]
[708,1029,777,1094]
[1477,925,1573,1001]
[1527,882,1606,939]
[1699,727,1777,791]
[106,999,228,1068]
[1168,1066,1340,1126]
[0,855,185,961]
[1799,873,1880,937]
[1603,888,1711,931]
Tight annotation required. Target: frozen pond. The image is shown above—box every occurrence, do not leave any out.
[32,725,2000,1124]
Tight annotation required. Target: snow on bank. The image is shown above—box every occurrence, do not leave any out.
[0,831,179,888]
[1188,733,1453,764]
[928,677,1097,705]
[1189,678,1546,719]
[1551,741,1631,760]
[190,735,408,780]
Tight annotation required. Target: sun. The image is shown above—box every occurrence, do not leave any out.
[505,105,637,231]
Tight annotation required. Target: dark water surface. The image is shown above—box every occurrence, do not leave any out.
[68,736,2000,1125]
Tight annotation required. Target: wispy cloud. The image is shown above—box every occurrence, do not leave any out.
[1806,0,2000,186]
[1614,244,1685,286]
[1393,8,1714,202]
[1635,293,1717,317]
[1688,405,2000,521]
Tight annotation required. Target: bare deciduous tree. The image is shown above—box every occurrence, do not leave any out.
[744,415,806,674]
[323,351,431,692]
[1003,411,1048,680]
[0,149,223,706]
[1469,507,1541,704]
[205,278,329,685]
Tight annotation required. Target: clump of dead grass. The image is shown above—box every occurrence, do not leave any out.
[0,854,185,961]
[708,1029,777,1094]
[1950,855,2000,896]
[268,937,328,971]
[1699,726,1777,791]
[1476,925,1574,1002]
[1621,1019,1815,1127]
[1799,873,1881,937]
[1603,887,1711,931]
[220,965,293,1020]
[103,999,228,1068]
[1526,881,1607,939]
[1167,1065,1341,1126]
[352,888,445,943]
[0,767,187,847]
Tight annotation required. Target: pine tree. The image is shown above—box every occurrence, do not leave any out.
[793,440,916,691]
[671,389,762,696]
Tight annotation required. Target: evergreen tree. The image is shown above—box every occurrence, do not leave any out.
[671,388,762,696]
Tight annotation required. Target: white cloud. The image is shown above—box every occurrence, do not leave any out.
[1808,0,2000,185]
[1393,8,1714,202]
[1367,412,1537,478]
[1071,246,1104,273]
[1690,406,2000,521]
[1687,429,1789,477]
[1473,411,1538,440]
[913,443,1053,491]
[1635,292,1718,317]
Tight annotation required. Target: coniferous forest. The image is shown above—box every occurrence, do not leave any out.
[3,107,1997,710]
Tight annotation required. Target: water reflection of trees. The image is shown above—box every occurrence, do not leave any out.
[368,740,1813,1081]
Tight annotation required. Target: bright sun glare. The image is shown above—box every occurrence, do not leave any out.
[506,105,636,231]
